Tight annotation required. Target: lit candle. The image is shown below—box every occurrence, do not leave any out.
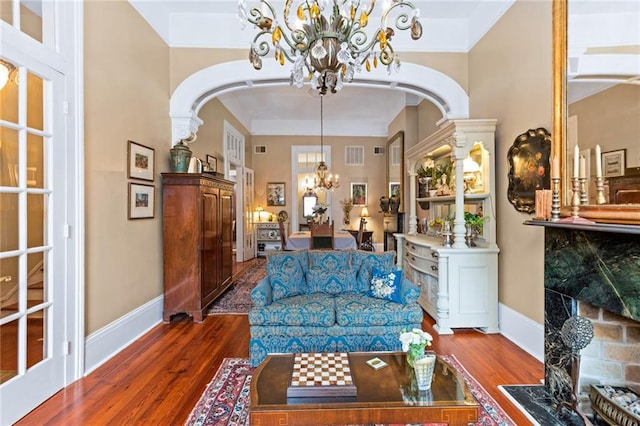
[595,144,602,178]
[573,144,579,178]
[552,155,560,179]
[579,155,586,179]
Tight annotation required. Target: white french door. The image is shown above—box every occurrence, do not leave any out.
[0,55,67,426]
[243,168,255,260]
[0,2,82,423]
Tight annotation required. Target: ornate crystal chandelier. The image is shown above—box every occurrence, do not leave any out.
[314,95,339,190]
[237,0,423,95]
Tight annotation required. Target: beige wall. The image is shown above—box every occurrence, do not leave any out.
[469,0,552,324]
[84,1,170,334]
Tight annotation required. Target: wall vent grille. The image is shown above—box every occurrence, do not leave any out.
[345,146,364,166]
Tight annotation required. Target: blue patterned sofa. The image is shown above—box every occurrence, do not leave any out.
[248,249,423,366]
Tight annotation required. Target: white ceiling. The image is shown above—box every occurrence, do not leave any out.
[128,0,639,136]
[129,0,515,136]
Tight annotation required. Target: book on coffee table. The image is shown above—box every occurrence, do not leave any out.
[287,352,357,398]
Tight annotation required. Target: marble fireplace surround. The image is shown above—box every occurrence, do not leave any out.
[530,221,640,423]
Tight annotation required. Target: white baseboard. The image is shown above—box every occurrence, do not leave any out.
[499,303,544,362]
[84,295,163,376]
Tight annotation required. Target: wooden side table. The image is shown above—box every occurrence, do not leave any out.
[347,230,374,251]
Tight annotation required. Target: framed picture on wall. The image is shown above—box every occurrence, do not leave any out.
[267,182,286,206]
[389,182,400,197]
[128,183,155,219]
[602,149,626,177]
[127,140,155,182]
[351,182,367,206]
[206,155,217,173]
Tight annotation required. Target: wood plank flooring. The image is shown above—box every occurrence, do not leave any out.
[16,259,543,425]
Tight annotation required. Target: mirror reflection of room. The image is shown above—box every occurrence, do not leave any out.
[566,1,640,205]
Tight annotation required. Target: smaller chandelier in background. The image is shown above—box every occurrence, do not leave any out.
[237,0,423,95]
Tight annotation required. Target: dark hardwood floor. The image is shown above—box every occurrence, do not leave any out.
[16,259,543,425]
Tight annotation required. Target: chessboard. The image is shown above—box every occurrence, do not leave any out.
[287,352,357,399]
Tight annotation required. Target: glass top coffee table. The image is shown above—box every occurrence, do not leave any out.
[250,351,479,426]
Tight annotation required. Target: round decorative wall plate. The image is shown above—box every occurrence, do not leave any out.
[278,210,288,222]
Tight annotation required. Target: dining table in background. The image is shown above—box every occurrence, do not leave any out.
[285,231,357,250]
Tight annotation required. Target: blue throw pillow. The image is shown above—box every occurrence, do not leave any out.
[266,251,306,301]
[368,266,403,303]
[352,250,396,292]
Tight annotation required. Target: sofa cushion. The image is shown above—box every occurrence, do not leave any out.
[309,250,351,271]
[351,250,396,292]
[266,251,307,301]
[368,266,403,303]
[248,293,336,326]
[306,268,359,294]
[334,293,424,327]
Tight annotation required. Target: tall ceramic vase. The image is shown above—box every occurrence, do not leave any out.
[412,352,436,391]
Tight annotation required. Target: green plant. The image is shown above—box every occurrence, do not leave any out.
[416,164,433,178]
[464,211,487,232]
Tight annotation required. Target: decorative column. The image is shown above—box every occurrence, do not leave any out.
[451,134,467,248]
[407,169,418,235]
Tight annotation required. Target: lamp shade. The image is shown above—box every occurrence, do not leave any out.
[360,207,370,218]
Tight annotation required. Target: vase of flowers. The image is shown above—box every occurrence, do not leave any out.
[400,328,435,391]
[339,198,354,228]
[400,328,433,368]
[312,203,328,224]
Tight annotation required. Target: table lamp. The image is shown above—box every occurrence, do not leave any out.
[255,205,264,222]
[360,206,370,231]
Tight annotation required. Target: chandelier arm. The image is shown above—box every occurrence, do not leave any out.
[251,33,275,56]
[382,2,418,31]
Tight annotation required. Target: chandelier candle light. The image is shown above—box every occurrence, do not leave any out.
[237,0,423,95]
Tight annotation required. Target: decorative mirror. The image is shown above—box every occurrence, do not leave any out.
[386,131,404,211]
[302,192,318,218]
[553,0,640,224]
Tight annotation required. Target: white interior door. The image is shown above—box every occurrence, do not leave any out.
[0,58,67,424]
[243,168,255,260]
[223,121,245,261]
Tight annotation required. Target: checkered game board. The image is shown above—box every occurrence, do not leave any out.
[287,353,357,398]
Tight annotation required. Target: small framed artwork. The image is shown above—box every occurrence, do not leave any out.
[267,182,286,206]
[128,183,155,219]
[351,182,367,206]
[206,155,217,173]
[127,140,155,182]
[602,149,626,177]
[389,182,400,197]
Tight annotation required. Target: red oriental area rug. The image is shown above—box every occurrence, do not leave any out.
[208,259,266,315]
[184,355,515,426]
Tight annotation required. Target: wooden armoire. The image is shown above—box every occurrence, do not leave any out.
[161,173,235,322]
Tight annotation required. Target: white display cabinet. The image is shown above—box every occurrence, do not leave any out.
[396,119,500,335]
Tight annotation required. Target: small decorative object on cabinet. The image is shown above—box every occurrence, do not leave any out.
[256,222,285,257]
[397,119,499,335]
[162,173,235,322]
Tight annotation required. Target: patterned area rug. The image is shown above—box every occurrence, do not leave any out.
[184,356,515,426]
[208,258,266,315]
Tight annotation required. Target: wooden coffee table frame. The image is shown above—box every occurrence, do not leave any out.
[250,351,479,426]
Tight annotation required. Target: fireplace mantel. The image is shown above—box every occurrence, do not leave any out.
[525,219,640,235]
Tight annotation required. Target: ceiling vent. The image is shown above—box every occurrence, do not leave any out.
[345,146,364,166]
[374,146,385,155]
[254,145,267,154]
